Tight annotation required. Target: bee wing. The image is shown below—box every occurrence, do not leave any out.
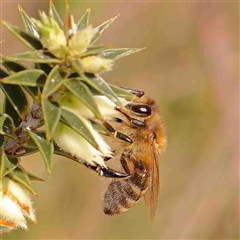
[151,145,160,220]
[145,140,160,221]
[144,186,151,207]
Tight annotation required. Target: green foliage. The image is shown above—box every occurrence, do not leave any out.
[0,1,139,201]
[7,165,38,196]
[0,146,19,178]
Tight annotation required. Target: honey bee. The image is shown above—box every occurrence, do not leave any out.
[102,88,166,220]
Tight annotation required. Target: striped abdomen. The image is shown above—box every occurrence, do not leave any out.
[103,155,150,215]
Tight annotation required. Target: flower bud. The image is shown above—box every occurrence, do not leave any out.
[53,120,112,167]
[0,177,36,233]
[80,56,114,73]
[68,26,94,57]
[60,93,129,121]
[55,92,131,168]
[32,9,67,58]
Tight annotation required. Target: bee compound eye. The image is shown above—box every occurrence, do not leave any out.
[125,104,151,117]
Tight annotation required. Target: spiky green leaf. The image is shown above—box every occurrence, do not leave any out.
[42,100,61,140]
[77,7,91,30]
[22,86,39,101]
[0,90,4,115]
[0,68,9,79]
[79,45,109,58]
[4,98,22,126]
[1,20,42,50]
[3,51,61,64]
[97,48,144,60]
[42,65,64,99]
[0,146,19,178]
[70,58,84,75]
[1,59,26,73]
[26,130,53,174]
[0,83,29,119]
[15,146,38,157]
[49,0,63,28]
[64,79,102,119]
[17,130,43,157]
[90,120,108,135]
[27,171,44,181]
[81,73,122,107]
[7,165,38,196]
[0,114,16,138]
[61,109,99,150]
[18,5,40,39]
[91,15,118,45]
[108,84,136,100]
[0,69,46,86]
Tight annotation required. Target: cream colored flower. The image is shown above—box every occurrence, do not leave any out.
[80,56,114,73]
[32,9,67,58]
[68,26,94,57]
[54,93,130,167]
[60,93,129,121]
[53,120,112,167]
[0,177,36,233]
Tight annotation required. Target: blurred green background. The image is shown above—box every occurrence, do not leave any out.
[1,1,239,239]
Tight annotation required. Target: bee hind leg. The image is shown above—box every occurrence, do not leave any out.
[83,162,129,178]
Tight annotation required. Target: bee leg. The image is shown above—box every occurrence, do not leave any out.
[115,107,146,128]
[120,86,145,98]
[83,162,129,178]
[103,121,133,144]
[120,155,130,174]
[103,156,112,161]
[115,118,123,123]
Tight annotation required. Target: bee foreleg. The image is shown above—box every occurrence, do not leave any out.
[103,156,112,161]
[115,107,146,127]
[83,162,130,178]
[103,121,133,144]
[120,86,145,98]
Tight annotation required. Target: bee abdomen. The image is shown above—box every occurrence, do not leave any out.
[103,170,149,215]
